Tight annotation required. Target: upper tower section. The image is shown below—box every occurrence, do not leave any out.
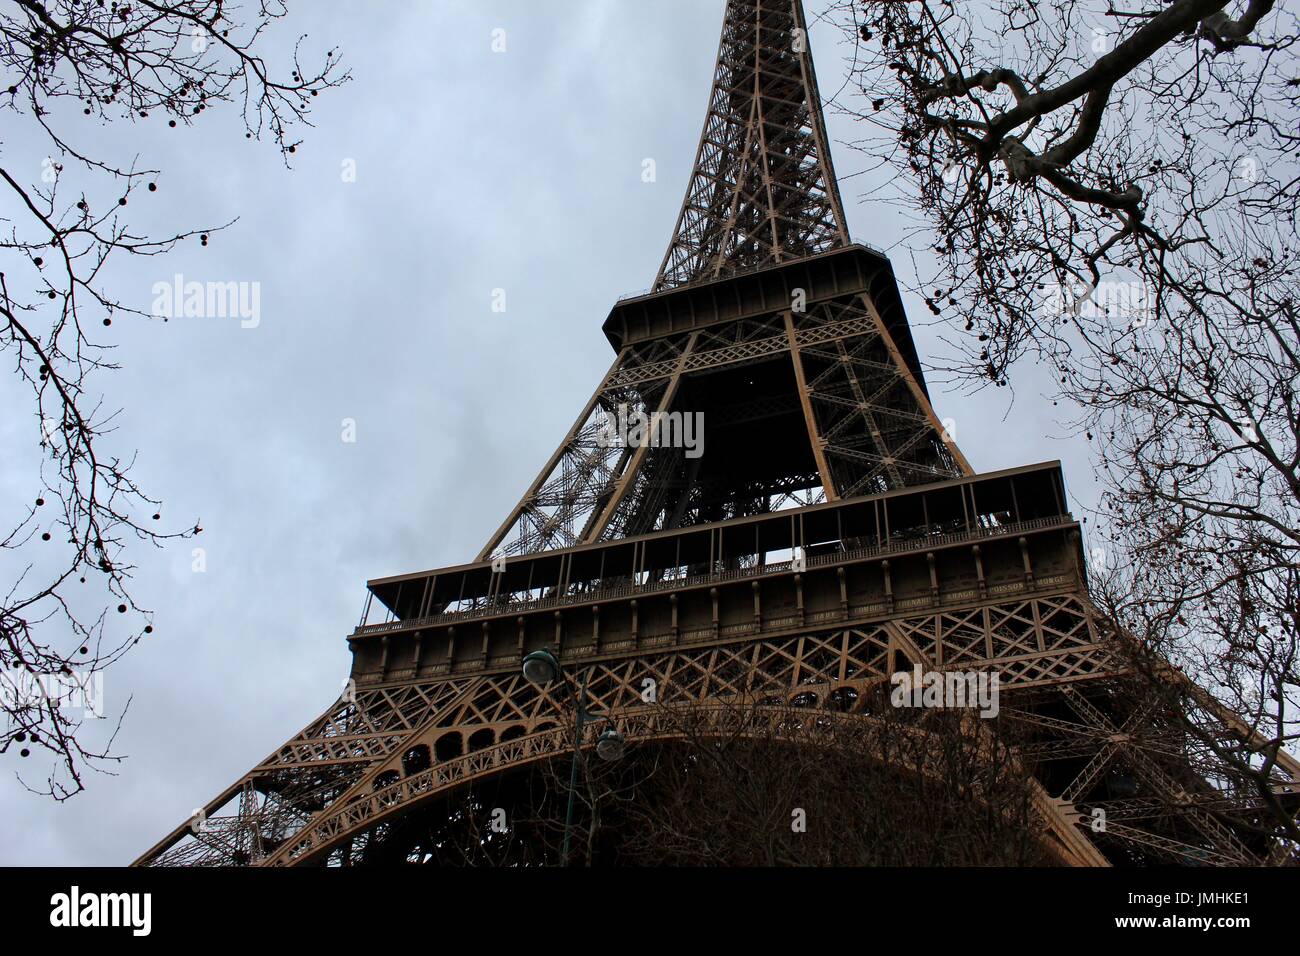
[654,0,851,292]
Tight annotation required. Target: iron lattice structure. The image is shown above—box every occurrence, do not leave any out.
[654,0,849,289]
[137,0,1299,867]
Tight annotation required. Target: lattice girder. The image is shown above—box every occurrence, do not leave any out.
[656,0,849,290]
[139,589,1100,865]
[482,274,970,562]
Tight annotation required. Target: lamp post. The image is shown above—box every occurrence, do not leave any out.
[521,649,626,866]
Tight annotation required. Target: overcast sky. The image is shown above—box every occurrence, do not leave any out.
[0,0,1099,866]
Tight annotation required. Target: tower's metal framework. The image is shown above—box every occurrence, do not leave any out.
[136,0,1299,867]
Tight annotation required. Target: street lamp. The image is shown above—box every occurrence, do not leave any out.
[522,649,561,686]
[521,649,625,865]
[595,729,626,763]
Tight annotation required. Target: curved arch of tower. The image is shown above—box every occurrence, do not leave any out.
[136,0,1299,868]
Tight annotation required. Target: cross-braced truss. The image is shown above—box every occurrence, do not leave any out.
[136,590,1299,867]
[655,0,849,290]
[480,287,969,562]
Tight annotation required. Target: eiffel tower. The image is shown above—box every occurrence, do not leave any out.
[136,0,1299,867]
